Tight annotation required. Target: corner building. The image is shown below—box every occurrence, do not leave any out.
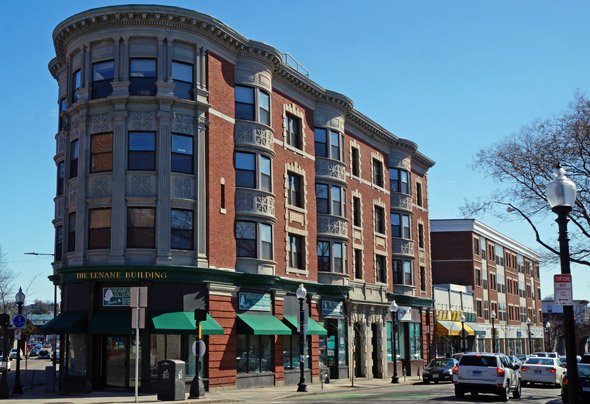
[46,5,435,392]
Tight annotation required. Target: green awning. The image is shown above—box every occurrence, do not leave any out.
[41,312,86,334]
[283,316,328,336]
[89,311,132,335]
[151,312,224,335]
[237,313,291,335]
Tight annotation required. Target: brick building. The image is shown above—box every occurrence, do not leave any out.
[430,219,543,355]
[43,5,434,393]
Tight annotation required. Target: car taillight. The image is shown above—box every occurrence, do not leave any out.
[549,368,556,373]
[520,366,527,372]
[453,365,459,374]
[563,376,569,386]
[497,367,505,377]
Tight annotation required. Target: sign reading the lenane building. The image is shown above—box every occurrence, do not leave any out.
[103,287,131,307]
[239,292,271,311]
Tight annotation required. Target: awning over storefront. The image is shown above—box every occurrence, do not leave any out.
[42,311,86,334]
[282,316,328,336]
[461,322,475,336]
[466,322,486,337]
[436,320,460,336]
[237,313,291,335]
[89,311,132,335]
[151,312,224,335]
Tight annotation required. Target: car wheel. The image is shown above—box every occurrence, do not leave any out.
[472,391,479,399]
[513,380,522,399]
[500,383,510,402]
[423,379,429,384]
[455,386,465,399]
[434,380,439,384]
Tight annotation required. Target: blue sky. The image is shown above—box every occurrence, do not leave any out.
[1,0,589,302]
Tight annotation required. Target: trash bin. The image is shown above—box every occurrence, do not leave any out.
[45,365,55,393]
[157,359,185,401]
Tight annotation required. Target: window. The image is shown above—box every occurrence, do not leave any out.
[287,172,303,208]
[236,221,272,260]
[389,168,410,194]
[416,182,423,207]
[236,334,272,374]
[55,226,63,261]
[374,206,385,234]
[391,213,411,239]
[127,208,155,248]
[90,133,113,173]
[476,300,482,317]
[92,60,114,99]
[69,140,79,179]
[483,300,489,319]
[58,98,68,131]
[420,266,426,292]
[418,223,424,249]
[259,91,270,125]
[376,255,386,283]
[172,61,193,100]
[314,128,328,157]
[473,237,480,255]
[72,69,81,103]
[128,132,156,171]
[285,114,301,149]
[354,249,362,279]
[57,161,65,196]
[235,152,271,192]
[372,159,384,187]
[283,334,310,370]
[287,234,304,269]
[171,209,193,250]
[476,268,481,287]
[67,212,76,252]
[234,85,270,125]
[330,130,342,161]
[171,134,193,174]
[130,58,157,96]
[88,208,111,249]
[353,197,361,227]
[316,184,345,217]
[317,241,346,273]
[481,239,487,260]
[351,147,360,177]
[393,259,413,286]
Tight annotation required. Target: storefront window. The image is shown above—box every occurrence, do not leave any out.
[236,334,273,373]
[398,324,406,360]
[409,323,422,360]
[386,321,392,362]
[282,335,310,370]
[67,334,87,377]
[337,320,347,366]
[150,334,181,377]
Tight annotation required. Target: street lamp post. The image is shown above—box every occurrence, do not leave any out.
[545,321,551,351]
[546,164,579,404]
[13,287,25,395]
[526,318,532,354]
[296,284,307,392]
[491,310,496,353]
[460,312,466,352]
[0,313,9,399]
[389,300,399,383]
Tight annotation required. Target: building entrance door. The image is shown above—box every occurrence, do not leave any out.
[105,336,129,388]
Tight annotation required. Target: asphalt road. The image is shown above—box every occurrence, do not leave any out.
[286,382,564,403]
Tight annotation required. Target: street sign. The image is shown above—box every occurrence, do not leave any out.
[12,315,25,328]
[554,274,573,305]
[131,307,146,329]
[192,340,206,357]
[130,287,148,308]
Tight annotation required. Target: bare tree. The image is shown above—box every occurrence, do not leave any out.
[0,246,16,313]
[463,94,590,267]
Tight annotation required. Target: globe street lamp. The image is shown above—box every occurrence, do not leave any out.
[545,321,551,351]
[491,310,496,353]
[13,287,25,395]
[389,300,399,383]
[460,312,466,352]
[546,164,579,404]
[526,318,532,354]
[296,284,308,392]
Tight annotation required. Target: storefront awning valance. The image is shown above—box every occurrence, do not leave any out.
[466,322,487,337]
[237,314,291,335]
[282,316,328,336]
[42,311,86,334]
[436,320,461,336]
[89,311,132,335]
[151,312,224,335]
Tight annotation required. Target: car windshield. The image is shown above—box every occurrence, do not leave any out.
[459,355,497,367]
[428,359,453,367]
[579,365,590,377]
[525,358,554,366]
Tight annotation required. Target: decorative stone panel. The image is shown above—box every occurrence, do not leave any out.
[70,117,81,140]
[90,113,113,133]
[235,189,275,218]
[56,133,66,156]
[130,112,156,131]
[315,158,347,183]
[318,271,349,286]
[391,193,413,212]
[172,176,194,199]
[67,182,77,210]
[234,121,274,154]
[88,175,112,198]
[127,174,157,197]
[55,197,64,220]
[317,214,348,238]
[392,239,415,257]
[173,113,193,135]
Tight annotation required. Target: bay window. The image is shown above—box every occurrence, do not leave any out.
[172,61,193,100]
[389,168,410,194]
[92,60,114,99]
[127,207,156,248]
[88,208,111,249]
[171,134,193,174]
[236,221,273,260]
[235,85,270,125]
[130,58,157,96]
[393,259,413,286]
[316,183,345,217]
[128,132,156,171]
[235,152,271,192]
[171,209,193,250]
[317,240,347,273]
[391,212,411,239]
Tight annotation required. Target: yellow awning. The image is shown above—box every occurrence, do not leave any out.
[436,321,475,337]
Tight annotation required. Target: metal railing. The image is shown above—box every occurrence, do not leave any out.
[281,53,309,78]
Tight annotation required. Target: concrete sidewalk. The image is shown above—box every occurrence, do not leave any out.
[4,373,422,403]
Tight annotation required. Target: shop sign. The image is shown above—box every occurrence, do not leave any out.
[321,300,344,318]
[239,292,271,312]
[397,306,421,322]
[103,287,131,307]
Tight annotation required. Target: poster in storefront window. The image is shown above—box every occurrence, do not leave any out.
[103,287,130,307]
[321,300,344,318]
[337,319,347,365]
[238,292,271,312]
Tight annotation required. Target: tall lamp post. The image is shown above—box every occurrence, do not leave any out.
[0,313,9,399]
[490,310,496,353]
[460,312,466,352]
[526,318,532,354]
[545,321,551,351]
[13,287,25,395]
[389,300,399,383]
[296,284,307,392]
[546,164,579,404]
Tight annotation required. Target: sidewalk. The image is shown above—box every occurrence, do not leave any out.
[5,372,422,403]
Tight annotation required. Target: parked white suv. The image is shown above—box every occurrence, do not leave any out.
[453,353,521,401]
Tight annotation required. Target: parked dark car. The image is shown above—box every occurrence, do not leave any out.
[562,363,590,403]
[37,349,50,359]
[423,358,458,384]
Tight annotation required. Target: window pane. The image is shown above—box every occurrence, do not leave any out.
[333,243,343,273]
[172,135,193,154]
[236,334,248,373]
[235,152,255,188]
[330,131,340,160]
[391,213,401,237]
[331,186,342,216]
[314,128,327,157]
[389,168,400,192]
[259,91,270,125]
[93,60,114,81]
[235,152,255,170]
[129,132,156,151]
[73,70,81,89]
[172,61,193,82]
[404,261,413,285]
[317,241,331,271]
[260,224,272,260]
[171,209,193,250]
[260,155,271,191]
[402,215,411,239]
[128,208,155,227]
[236,221,256,257]
[89,209,111,228]
[260,335,272,372]
[130,59,156,77]
[316,184,329,214]
[400,170,410,194]
[235,86,254,103]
